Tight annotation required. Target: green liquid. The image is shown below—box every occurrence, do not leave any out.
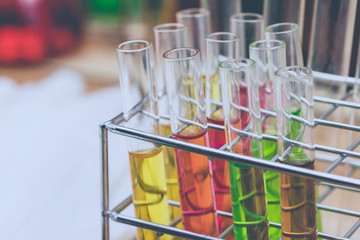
[229,162,269,240]
[263,128,282,240]
[229,137,269,239]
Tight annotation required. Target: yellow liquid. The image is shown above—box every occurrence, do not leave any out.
[160,123,182,228]
[129,148,172,240]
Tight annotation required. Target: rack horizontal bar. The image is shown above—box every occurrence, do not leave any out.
[104,121,360,189]
[109,194,353,240]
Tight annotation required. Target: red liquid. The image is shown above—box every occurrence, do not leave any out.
[173,125,219,237]
[236,83,267,156]
[208,110,233,239]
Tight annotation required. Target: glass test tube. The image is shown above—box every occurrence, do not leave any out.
[249,39,286,240]
[230,13,264,58]
[200,0,242,32]
[266,23,323,234]
[206,32,238,235]
[263,0,305,37]
[220,58,269,240]
[163,47,219,237]
[176,8,211,76]
[153,23,187,225]
[117,40,171,240]
[265,23,304,67]
[275,66,317,240]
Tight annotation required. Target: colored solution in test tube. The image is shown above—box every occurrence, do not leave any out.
[163,47,219,237]
[275,66,317,240]
[176,8,210,94]
[220,58,270,240]
[265,23,322,232]
[206,32,238,237]
[249,39,286,240]
[117,40,171,240]
[153,23,187,226]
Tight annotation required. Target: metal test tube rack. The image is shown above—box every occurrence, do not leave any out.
[100,71,360,240]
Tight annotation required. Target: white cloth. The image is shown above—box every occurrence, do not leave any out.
[0,69,136,240]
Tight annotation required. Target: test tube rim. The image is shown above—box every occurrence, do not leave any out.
[176,8,209,19]
[219,58,256,72]
[162,47,200,62]
[275,65,313,79]
[265,22,300,34]
[205,32,239,43]
[230,12,264,23]
[153,23,188,33]
[116,40,152,53]
[249,39,286,51]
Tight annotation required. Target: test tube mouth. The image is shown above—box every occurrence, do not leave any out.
[116,40,152,52]
[162,47,199,61]
[230,12,264,22]
[205,32,239,43]
[265,22,299,34]
[275,66,313,80]
[153,23,187,33]
[220,58,256,71]
[176,8,209,18]
[250,39,286,50]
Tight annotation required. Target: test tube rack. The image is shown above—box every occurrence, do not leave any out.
[100,71,360,240]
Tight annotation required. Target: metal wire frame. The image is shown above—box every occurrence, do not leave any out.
[100,74,360,239]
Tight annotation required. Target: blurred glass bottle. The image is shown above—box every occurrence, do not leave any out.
[0,0,83,64]
[307,0,357,99]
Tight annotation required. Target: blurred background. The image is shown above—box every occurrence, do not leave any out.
[1,0,360,239]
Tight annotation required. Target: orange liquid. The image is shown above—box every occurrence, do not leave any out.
[280,161,317,240]
[173,125,219,237]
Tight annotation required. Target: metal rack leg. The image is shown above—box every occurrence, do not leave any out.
[100,125,110,240]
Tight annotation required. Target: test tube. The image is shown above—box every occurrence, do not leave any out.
[249,39,286,240]
[176,8,211,76]
[230,13,264,58]
[200,0,242,32]
[154,23,188,93]
[265,22,304,66]
[263,0,305,37]
[153,23,187,224]
[275,66,317,240]
[117,40,171,240]
[206,32,238,234]
[220,58,270,240]
[163,47,219,237]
